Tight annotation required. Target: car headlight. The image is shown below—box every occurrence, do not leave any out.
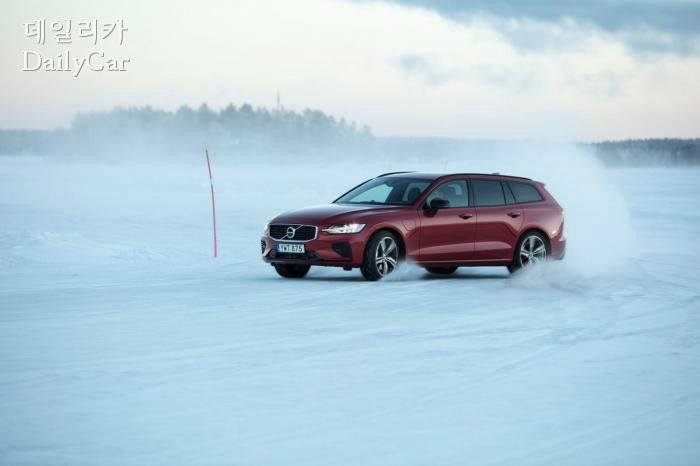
[263,222,270,235]
[322,223,366,234]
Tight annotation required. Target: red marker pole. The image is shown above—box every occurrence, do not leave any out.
[205,149,218,257]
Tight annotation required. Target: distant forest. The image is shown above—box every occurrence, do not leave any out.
[590,139,700,167]
[0,104,698,167]
[0,104,373,159]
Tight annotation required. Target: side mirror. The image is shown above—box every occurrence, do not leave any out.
[426,198,449,212]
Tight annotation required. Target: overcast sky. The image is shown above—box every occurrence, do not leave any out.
[1,0,699,140]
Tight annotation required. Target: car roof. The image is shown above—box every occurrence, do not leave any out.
[377,171,533,182]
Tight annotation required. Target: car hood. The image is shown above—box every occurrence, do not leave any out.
[272,203,404,225]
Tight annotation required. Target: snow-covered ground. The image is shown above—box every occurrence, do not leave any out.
[1,154,699,465]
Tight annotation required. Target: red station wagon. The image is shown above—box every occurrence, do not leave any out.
[261,172,566,280]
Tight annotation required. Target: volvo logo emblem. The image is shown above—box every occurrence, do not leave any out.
[284,226,297,240]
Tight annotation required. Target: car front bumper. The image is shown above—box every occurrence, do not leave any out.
[261,233,367,268]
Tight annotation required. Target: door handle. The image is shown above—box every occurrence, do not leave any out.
[507,212,521,218]
[459,214,473,219]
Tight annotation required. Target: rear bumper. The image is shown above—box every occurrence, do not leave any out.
[261,234,367,268]
[551,234,566,260]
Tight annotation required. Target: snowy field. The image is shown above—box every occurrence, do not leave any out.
[1,153,699,465]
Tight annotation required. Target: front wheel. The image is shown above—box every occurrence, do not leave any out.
[274,264,311,278]
[508,232,549,273]
[361,231,400,281]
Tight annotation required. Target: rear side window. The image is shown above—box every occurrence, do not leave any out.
[472,179,505,207]
[502,182,515,204]
[508,182,544,203]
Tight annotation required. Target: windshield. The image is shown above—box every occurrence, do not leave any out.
[335,177,431,205]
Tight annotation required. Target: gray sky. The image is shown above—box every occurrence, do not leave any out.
[1,0,699,140]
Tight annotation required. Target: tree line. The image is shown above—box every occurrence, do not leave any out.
[591,139,700,167]
[0,104,698,167]
[0,103,373,159]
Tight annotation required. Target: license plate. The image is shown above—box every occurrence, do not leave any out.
[277,243,305,254]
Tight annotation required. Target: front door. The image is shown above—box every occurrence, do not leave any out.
[418,179,476,262]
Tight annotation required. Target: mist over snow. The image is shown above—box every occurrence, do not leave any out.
[0,135,636,278]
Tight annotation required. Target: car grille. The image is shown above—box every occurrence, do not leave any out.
[269,224,317,242]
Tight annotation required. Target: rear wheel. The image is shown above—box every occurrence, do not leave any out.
[508,231,549,273]
[425,266,458,275]
[361,231,400,281]
[274,264,311,278]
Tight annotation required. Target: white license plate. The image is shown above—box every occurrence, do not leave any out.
[277,243,305,254]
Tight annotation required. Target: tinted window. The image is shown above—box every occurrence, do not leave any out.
[425,180,469,208]
[472,179,505,207]
[502,182,515,204]
[336,177,431,205]
[508,182,544,203]
[402,181,431,203]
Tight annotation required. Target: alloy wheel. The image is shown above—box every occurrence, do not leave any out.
[519,235,547,267]
[375,237,398,276]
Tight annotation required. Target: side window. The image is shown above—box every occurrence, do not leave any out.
[472,179,505,207]
[502,182,515,204]
[401,181,431,203]
[508,182,544,203]
[425,180,469,208]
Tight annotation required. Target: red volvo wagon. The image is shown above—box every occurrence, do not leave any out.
[261,172,566,280]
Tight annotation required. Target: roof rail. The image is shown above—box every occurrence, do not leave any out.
[377,171,415,177]
[436,173,532,181]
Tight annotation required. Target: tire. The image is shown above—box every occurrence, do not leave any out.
[274,264,311,278]
[360,231,400,281]
[425,267,458,275]
[508,231,549,273]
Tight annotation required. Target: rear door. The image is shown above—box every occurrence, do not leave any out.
[470,179,523,261]
[418,179,476,262]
